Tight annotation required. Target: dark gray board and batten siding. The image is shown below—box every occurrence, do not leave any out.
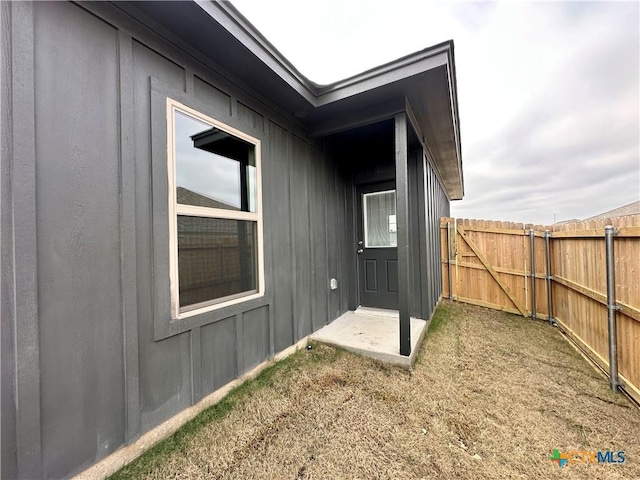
[1,2,350,478]
[331,125,448,323]
[1,2,450,479]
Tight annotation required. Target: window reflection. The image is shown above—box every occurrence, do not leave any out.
[177,216,257,309]
[175,111,256,212]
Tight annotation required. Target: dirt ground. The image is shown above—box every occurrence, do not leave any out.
[112,301,640,479]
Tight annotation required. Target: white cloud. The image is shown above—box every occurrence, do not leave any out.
[232,0,639,225]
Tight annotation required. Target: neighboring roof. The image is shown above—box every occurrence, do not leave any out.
[552,218,581,226]
[176,186,239,210]
[583,201,640,221]
[118,1,464,199]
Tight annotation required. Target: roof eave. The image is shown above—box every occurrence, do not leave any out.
[192,1,464,198]
[196,0,319,104]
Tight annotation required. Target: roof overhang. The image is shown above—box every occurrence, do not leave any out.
[119,1,463,199]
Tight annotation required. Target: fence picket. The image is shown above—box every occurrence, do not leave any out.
[441,214,640,404]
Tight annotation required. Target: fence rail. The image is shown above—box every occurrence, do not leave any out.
[440,215,640,404]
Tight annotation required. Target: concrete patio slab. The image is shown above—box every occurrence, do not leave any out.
[310,310,428,369]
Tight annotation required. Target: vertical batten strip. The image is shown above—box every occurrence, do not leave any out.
[234,313,243,377]
[1,1,18,477]
[268,303,275,356]
[288,133,299,342]
[117,30,141,443]
[190,327,202,403]
[416,152,428,319]
[11,2,43,477]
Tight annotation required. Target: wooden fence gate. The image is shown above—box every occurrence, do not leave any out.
[440,216,640,405]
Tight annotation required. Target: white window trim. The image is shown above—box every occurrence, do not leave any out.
[363,189,397,249]
[166,98,265,320]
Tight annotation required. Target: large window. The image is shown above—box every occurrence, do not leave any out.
[167,99,263,319]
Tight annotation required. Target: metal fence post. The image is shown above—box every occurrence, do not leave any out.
[529,229,536,319]
[447,221,452,299]
[605,225,619,392]
[544,230,555,325]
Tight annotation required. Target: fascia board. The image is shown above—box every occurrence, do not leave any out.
[315,47,451,106]
[445,47,464,197]
[198,1,454,109]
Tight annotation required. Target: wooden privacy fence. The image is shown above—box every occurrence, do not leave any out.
[440,215,640,404]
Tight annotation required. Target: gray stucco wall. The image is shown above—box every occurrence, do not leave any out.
[1,2,451,479]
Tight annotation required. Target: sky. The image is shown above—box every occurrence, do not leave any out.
[175,111,242,208]
[231,0,639,225]
[175,110,258,211]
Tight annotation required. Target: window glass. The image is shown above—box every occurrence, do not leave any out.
[175,111,256,212]
[168,100,262,317]
[177,216,257,309]
[364,190,397,247]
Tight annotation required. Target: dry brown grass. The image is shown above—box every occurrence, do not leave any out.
[112,301,640,479]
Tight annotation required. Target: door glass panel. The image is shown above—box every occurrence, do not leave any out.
[364,190,397,247]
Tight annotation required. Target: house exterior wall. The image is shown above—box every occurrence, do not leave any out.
[404,148,451,321]
[1,2,453,479]
[423,152,451,319]
[333,128,450,321]
[1,2,351,478]
[1,3,17,478]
